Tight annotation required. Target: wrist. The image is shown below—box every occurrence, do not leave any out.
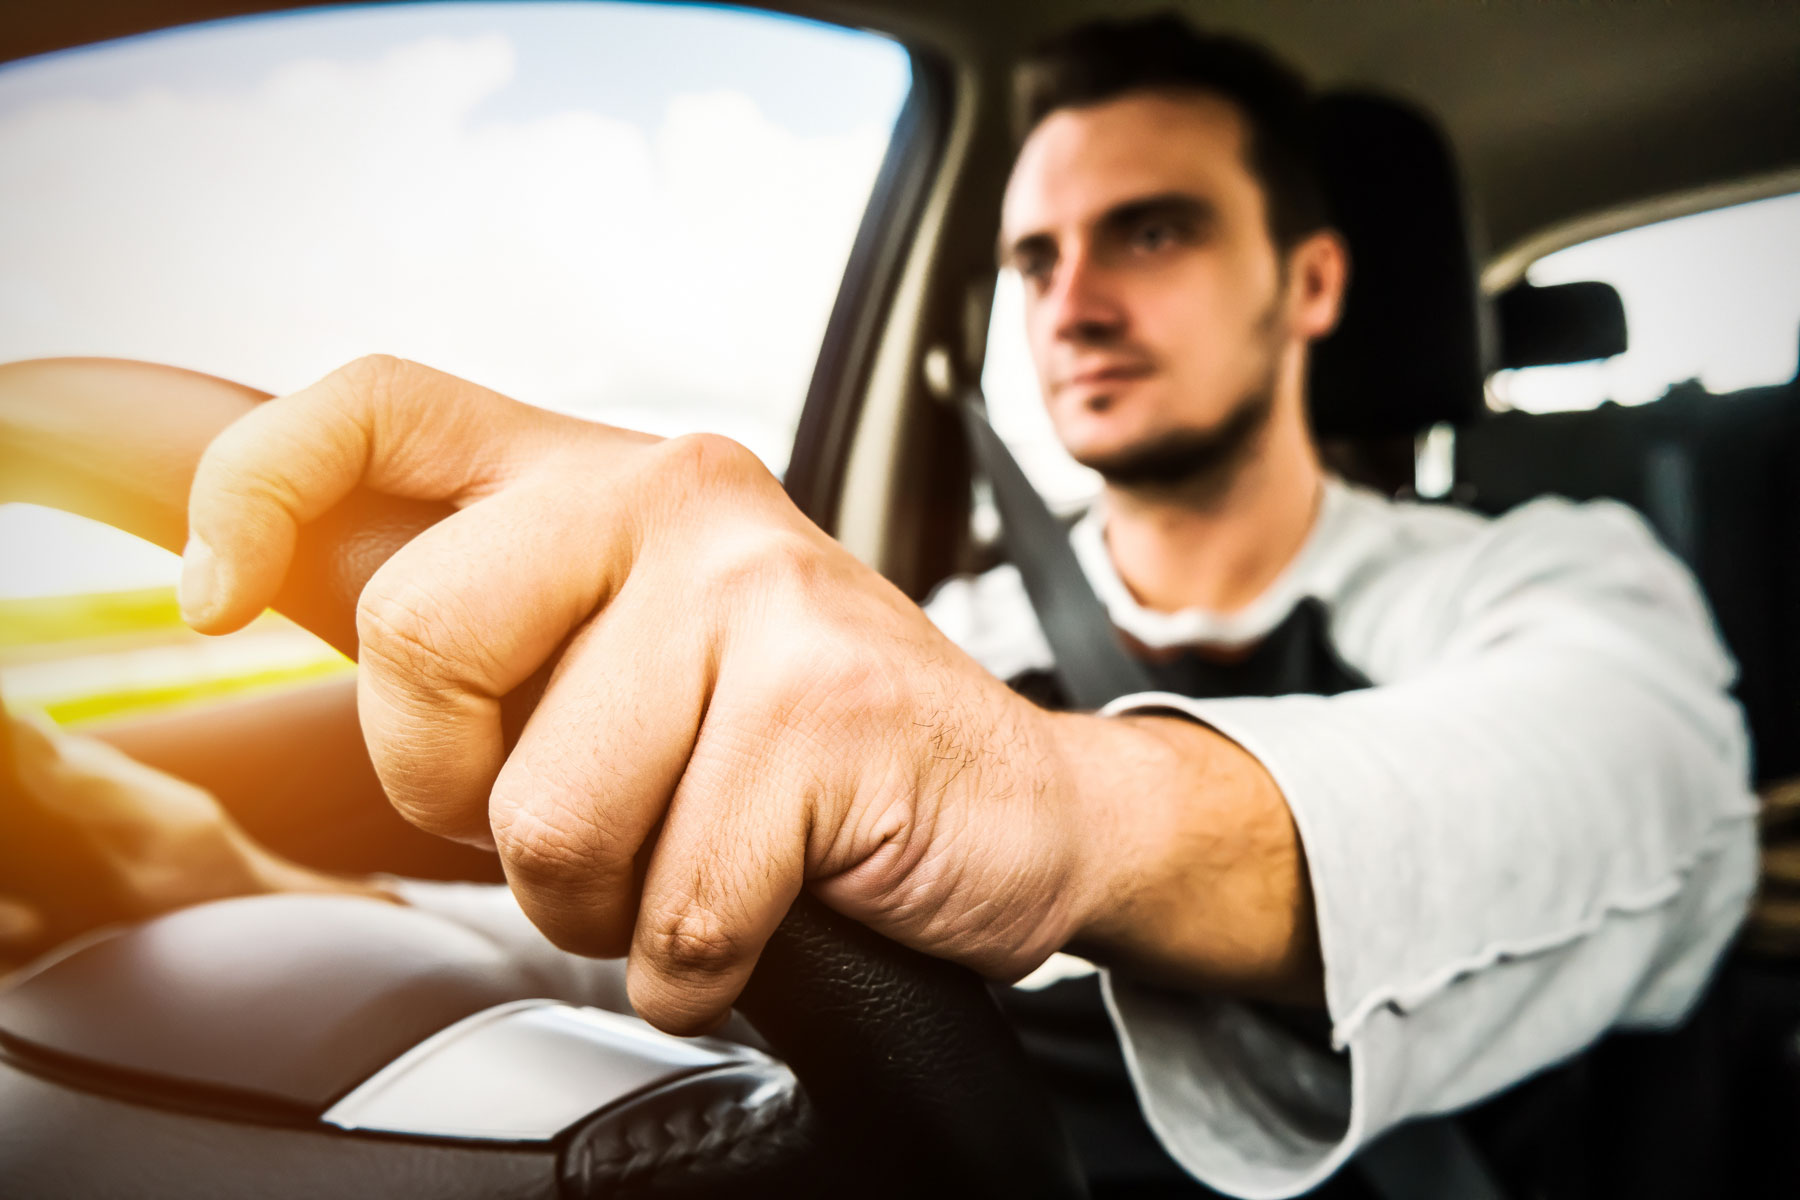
[1042,709,1180,951]
[1046,708,1323,1001]
[924,691,1106,978]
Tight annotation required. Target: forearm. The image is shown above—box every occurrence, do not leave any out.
[0,357,270,550]
[1051,709,1323,1005]
[1,360,419,865]
[1,355,456,658]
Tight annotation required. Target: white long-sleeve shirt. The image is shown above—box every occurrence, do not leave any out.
[401,479,1758,1198]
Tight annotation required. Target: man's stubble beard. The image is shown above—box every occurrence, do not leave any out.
[1075,381,1275,500]
[1071,290,1287,506]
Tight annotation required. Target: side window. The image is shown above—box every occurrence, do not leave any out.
[980,272,1102,519]
[0,3,910,725]
[1490,191,1800,413]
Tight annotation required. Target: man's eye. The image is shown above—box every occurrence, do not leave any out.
[1132,221,1182,252]
[1017,253,1055,286]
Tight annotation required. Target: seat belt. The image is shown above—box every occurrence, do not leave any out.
[953,389,1154,710]
[955,386,1507,1200]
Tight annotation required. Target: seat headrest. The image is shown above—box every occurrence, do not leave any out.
[1309,92,1490,438]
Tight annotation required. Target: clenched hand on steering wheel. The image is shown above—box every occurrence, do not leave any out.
[8,354,1319,1036]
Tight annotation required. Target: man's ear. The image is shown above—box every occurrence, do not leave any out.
[1289,229,1349,342]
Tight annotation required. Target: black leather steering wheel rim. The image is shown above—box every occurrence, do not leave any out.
[732,896,1086,1197]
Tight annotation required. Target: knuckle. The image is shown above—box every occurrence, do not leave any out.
[355,575,468,688]
[209,444,307,520]
[329,353,408,402]
[651,903,749,979]
[489,782,620,887]
[704,527,827,604]
[196,408,291,495]
[657,431,766,487]
[492,799,633,957]
[488,806,568,882]
[636,433,775,519]
[324,354,414,435]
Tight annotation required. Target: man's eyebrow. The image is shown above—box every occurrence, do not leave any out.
[997,192,1218,267]
[1097,192,1217,237]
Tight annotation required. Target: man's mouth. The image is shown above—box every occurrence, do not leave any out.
[1057,362,1155,412]
[1061,362,1155,389]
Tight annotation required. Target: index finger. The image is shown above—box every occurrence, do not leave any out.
[181,355,572,634]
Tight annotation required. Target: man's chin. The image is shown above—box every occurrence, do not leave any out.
[1054,403,1167,467]
[1067,398,1274,493]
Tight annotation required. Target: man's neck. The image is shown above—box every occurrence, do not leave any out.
[1099,394,1324,616]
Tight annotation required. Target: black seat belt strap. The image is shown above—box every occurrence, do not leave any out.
[956,385,1506,1200]
[955,388,1154,710]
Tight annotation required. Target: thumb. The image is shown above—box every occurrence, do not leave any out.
[180,355,562,635]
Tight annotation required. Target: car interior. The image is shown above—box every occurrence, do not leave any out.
[1,1,1797,1197]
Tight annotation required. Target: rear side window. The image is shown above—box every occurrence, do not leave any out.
[0,2,910,724]
[1490,190,1800,413]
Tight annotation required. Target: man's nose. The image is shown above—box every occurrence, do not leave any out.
[1048,250,1126,346]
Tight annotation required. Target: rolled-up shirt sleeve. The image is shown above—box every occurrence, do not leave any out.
[1096,499,1760,1197]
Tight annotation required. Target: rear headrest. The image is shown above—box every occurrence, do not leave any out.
[1309,92,1490,438]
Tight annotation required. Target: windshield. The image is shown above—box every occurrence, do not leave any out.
[0,2,910,724]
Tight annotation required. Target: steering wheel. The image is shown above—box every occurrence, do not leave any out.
[0,366,1087,1198]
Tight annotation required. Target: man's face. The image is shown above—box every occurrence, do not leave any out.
[999,89,1299,481]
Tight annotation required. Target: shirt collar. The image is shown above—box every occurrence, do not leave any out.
[1069,477,1355,651]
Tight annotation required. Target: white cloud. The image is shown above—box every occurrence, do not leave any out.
[0,32,892,466]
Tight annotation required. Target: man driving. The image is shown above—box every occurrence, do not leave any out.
[0,16,1758,1198]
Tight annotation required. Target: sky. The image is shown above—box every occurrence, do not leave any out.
[0,2,908,597]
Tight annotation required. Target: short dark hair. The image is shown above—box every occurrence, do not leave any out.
[1013,14,1330,250]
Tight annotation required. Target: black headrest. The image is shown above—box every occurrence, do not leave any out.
[1309,92,1489,438]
